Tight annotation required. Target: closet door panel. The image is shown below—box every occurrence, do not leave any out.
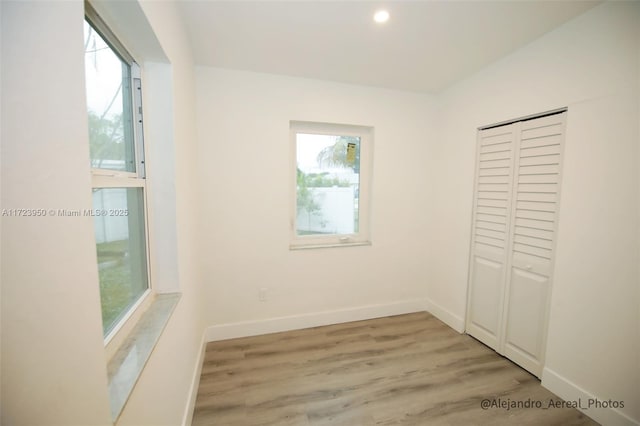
[502,112,566,377]
[503,268,549,377]
[466,126,517,350]
[467,256,504,349]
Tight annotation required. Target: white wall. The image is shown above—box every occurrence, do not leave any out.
[432,2,640,424]
[196,68,434,333]
[1,1,206,425]
[1,2,112,424]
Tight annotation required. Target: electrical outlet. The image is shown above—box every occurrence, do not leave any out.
[258,288,267,302]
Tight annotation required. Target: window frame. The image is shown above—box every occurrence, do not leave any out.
[290,121,373,250]
[85,3,153,346]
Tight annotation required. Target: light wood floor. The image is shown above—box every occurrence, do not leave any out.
[192,312,598,425]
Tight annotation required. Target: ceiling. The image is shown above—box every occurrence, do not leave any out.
[176,1,600,94]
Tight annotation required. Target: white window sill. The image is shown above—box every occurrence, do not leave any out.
[290,241,372,250]
[107,293,181,422]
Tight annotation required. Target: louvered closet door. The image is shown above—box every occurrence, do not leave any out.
[465,125,517,350]
[502,112,566,377]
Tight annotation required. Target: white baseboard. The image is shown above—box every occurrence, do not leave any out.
[425,298,465,333]
[181,331,207,426]
[205,299,429,342]
[542,367,639,426]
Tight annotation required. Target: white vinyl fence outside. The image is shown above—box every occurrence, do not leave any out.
[93,189,128,244]
[297,186,356,234]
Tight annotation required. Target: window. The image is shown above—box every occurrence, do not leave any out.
[84,4,150,339]
[290,121,372,249]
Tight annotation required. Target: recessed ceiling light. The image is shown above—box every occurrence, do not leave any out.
[373,10,390,24]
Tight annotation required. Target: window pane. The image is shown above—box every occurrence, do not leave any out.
[296,133,360,236]
[84,21,135,172]
[93,188,148,336]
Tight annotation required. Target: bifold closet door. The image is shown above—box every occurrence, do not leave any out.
[502,113,566,377]
[466,111,566,378]
[465,125,518,351]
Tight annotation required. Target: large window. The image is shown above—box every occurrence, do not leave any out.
[290,121,372,249]
[85,5,150,339]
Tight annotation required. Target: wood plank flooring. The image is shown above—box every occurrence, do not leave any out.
[192,312,597,425]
